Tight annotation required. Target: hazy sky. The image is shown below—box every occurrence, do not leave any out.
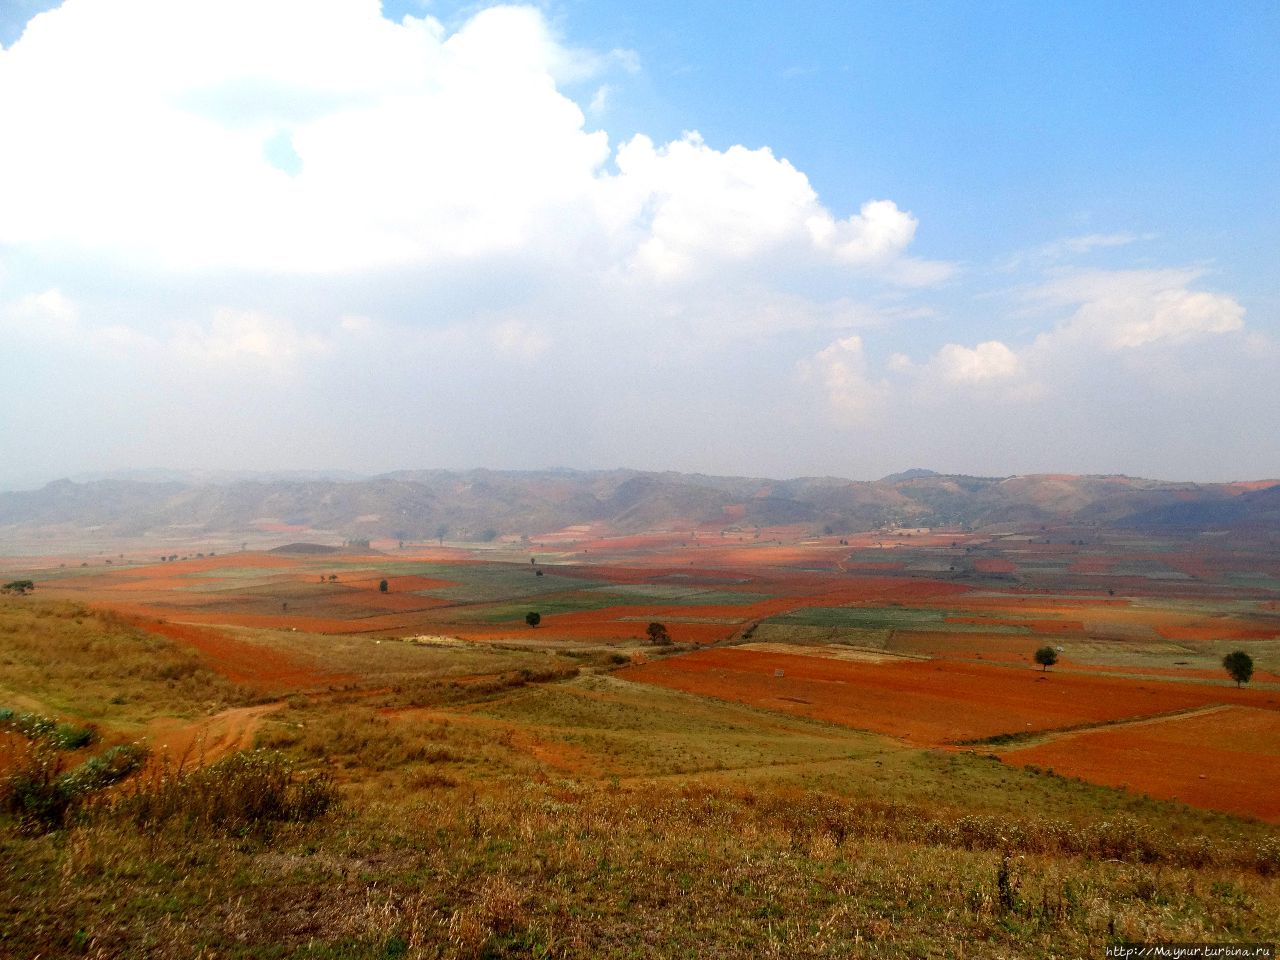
[1,0,1277,489]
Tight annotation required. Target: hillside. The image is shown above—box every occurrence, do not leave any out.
[0,469,1277,547]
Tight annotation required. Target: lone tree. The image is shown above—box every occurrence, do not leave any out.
[378,579,389,594]
[525,611,541,628]
[1222,650,1254,687]
[646,622,672,645]
[2,579,34,595]
[1034,646,1058,672]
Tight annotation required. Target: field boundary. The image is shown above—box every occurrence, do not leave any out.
[959,703,1234,750]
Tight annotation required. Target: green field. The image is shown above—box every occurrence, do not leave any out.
[766,605,1031,634]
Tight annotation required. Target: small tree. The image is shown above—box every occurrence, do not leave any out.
[525,611,541,628]
[378,579,389,594]
[646,622,672,645]
[1034,646,1058,672]
[3,580,34,595]
[1222,650,1254,687]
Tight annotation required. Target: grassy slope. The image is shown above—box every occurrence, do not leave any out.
[2,596,1278,957]
[0,598,253,724]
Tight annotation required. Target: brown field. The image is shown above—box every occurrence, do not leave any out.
[133,618,354,690]
[619,648,1280,747]
[1003,706,1280,822]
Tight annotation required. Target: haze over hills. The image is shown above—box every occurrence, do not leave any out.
[1,468,1278,548]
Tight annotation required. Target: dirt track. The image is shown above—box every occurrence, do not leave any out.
[145,702,285,767]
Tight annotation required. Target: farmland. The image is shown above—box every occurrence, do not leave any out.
[1,520,1279,956]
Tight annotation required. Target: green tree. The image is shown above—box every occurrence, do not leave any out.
[1034,646,1058,672]
[378,579,389,594]
[525,611,541,628]
[3,580,34,594]
[646,622,672,645]
[1222,650,1254,687]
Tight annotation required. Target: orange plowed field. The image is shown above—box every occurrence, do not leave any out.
[619,648,1279,745]
[134,618,354,690]
[1004,707,1280,822]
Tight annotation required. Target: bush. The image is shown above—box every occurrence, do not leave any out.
[0,707,97,750]
[1,742,148,830]
[115,750,338,835]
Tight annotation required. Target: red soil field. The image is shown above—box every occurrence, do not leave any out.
[132,618,354,690]
[1003,706,1280,823]
[974,558,1016,574]
[1156,622,1280,642]
[619,648,1280,746]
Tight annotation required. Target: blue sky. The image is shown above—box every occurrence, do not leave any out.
[0,1,1276,487]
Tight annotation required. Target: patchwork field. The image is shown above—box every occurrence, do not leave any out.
[619,647,1279,754]
[2,523,1279,956]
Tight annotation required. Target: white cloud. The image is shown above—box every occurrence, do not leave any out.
[807,335,885,420]
[600,134,948,283]
[0,1,935,290]
[0,4,609,271]
[5,288,79,339]
[175,309,331,369]
[806,199,917,264]
[1,288,153,352]
[932,340,1020,383]
[1034,268,1245,349]
[1043,233,1145,257]
[606,132,826,280]
[810,264,1245,422]
[588,84,612,115]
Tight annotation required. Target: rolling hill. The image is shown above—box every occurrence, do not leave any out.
[1,468,1278,547]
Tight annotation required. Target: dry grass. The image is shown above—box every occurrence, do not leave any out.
[2,778,1276,958]
[2,591,1278,958]
[0,598,253,722]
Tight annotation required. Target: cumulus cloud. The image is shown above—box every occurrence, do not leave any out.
[0,1,937,288]
[175,309,331,369]
[932,340,1021,384]
[1034,268,1245,349]
[806,264,1248,423]
[807,335,885,420]
[0,288,153,352]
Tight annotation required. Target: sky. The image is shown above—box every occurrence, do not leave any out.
[1,0,1277,489]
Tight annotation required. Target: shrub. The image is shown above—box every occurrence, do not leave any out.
[0,707,97,750]
[114,750,338,835]
[1,742,148,830]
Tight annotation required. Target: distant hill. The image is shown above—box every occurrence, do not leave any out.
[0,469,1277,544]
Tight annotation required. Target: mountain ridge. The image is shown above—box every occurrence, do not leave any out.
[2,468,1278,545]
